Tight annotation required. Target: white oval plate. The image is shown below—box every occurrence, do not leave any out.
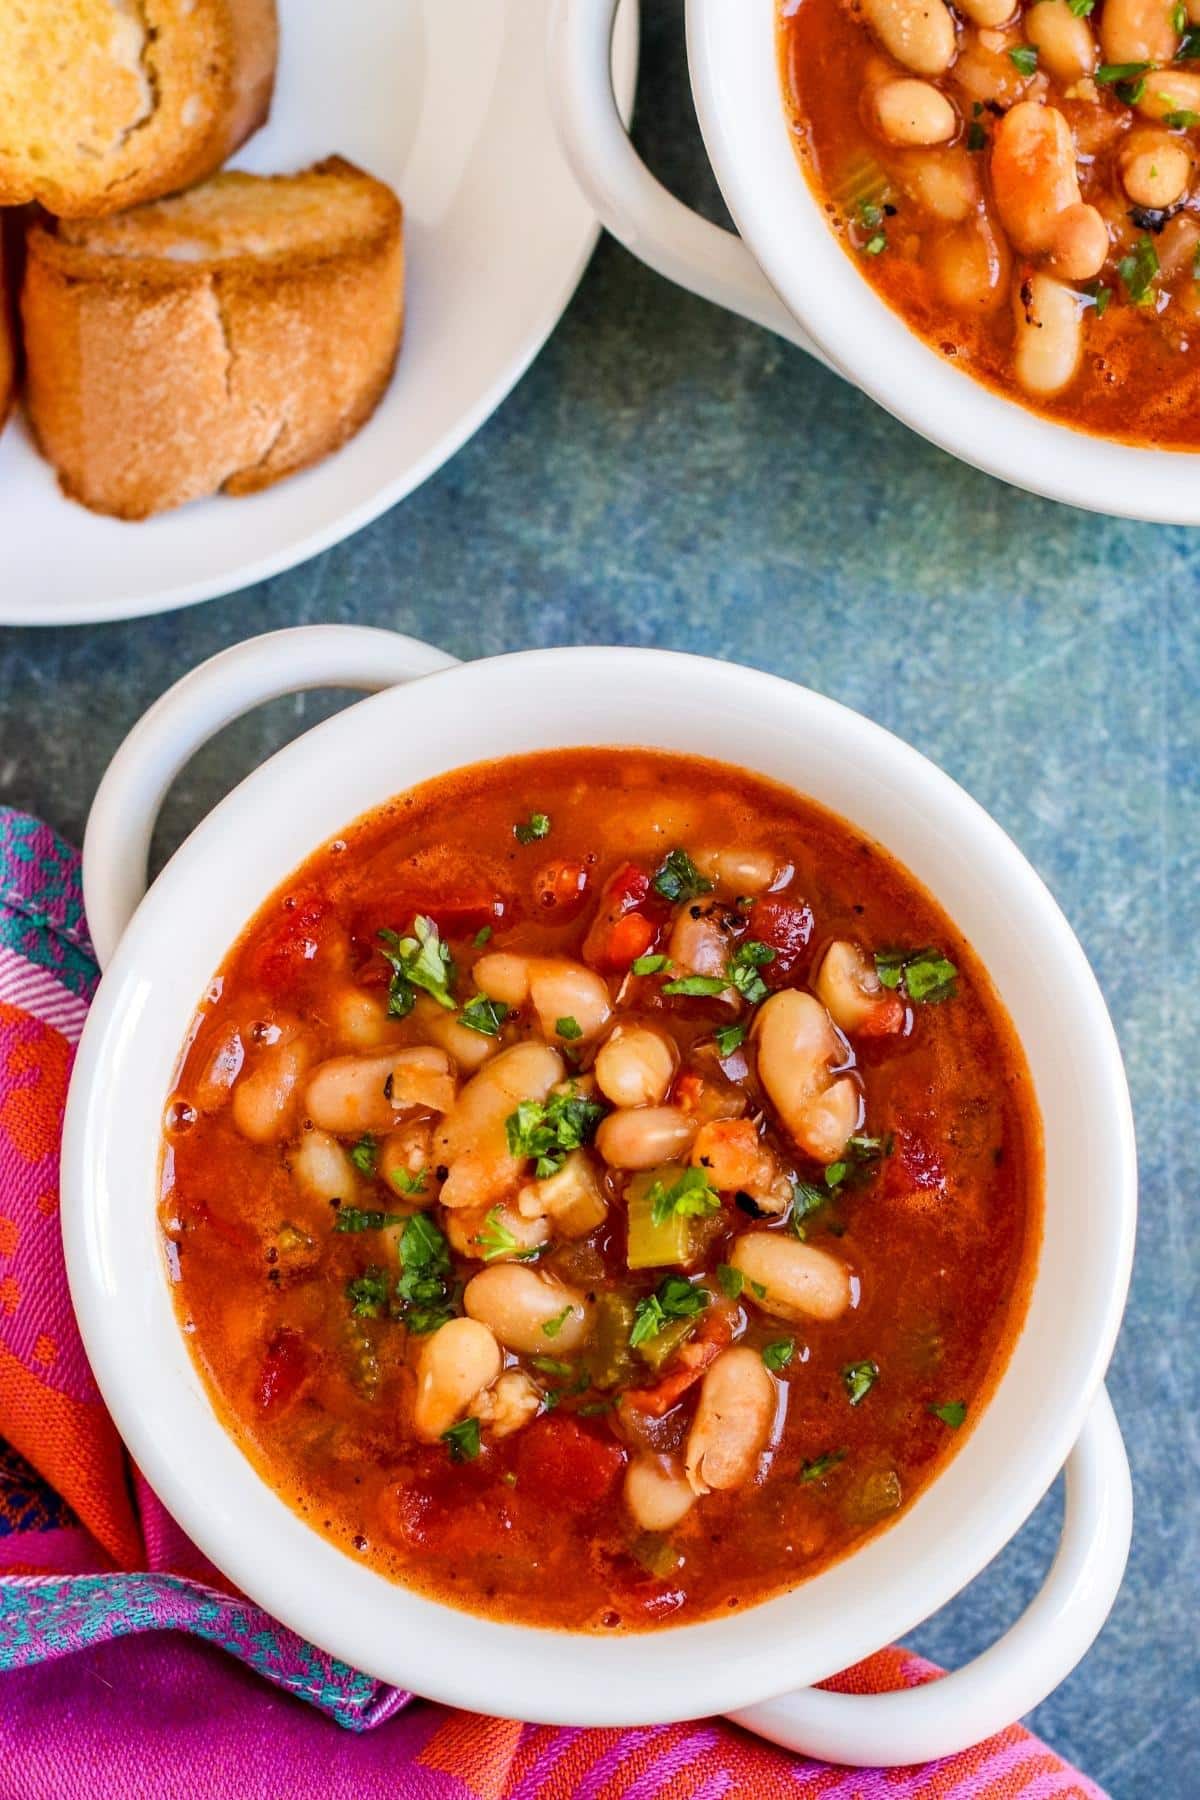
[0,0,637,626]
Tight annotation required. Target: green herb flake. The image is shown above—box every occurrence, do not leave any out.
[378,915,457,1016]
[799,1448,848,1483]
[393,1166,428,1197]
[441,1417,481,1463]
[1008,44,1038,75]
[1118,234,1159,305]
[1115,73,1149,103]
[874,945,957,1004]
[1178,24,1200,57]
[661,973,728,998]
[1174,1,1187,31]
[750,1279,767,1300]
[395,1212,458,1334]
[348,1134,378,1178]
[1163,106,1200,126]
[505,1085,607,1180]
[652,849,713,905]
[713,1020,748,1058]
[862,232,887,257]
[716,1262,745,1300]
[542,1305,574,1339]
[632,952,672,976]
[966,118,988,152]
[1068,0,1094,14]
[629,1276,710,1348]
[473,924,493,947]
[474,1207,522,1263]
[555,1015,583,1040]
[825,1133,891,1191]
[728,938,775,1005]
[762,1338,796,1372]
[513,812,551,844]
[346,1268,390,1317]
[646,1165,721,1229]
[1089,283,1112,318]
[334,1206,406,1234]
[531,1354,573,1377]
[929,1399,968,1429]
[459,993,509,1037]
[790,1180,828,1238]
[843,1360,879,1406]
[1095,60,1152,83]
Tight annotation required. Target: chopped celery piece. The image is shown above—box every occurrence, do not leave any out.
[585,1290,637,1390]
[634,1313,696,1372]
[626,1164,697,1269]
[629,1533,684,1579]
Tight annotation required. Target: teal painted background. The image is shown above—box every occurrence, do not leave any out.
[0,5,1195,1791]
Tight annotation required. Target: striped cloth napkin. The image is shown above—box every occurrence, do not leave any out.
[0,805,1105,1799]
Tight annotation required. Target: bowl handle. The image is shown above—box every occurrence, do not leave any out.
[729,1385,1131,1768]
[82,625,458,972]
[547,0,834,371]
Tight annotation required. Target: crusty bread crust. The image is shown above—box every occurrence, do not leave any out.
[0,0,278,219]
[22,158,404,519]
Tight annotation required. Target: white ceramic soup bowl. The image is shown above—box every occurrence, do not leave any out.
[549,0,1200,524]
[63,627,1135,1767]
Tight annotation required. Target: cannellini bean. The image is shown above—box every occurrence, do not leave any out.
[814,941,904,1035]
[753,989,860,1164]
[435,1042,563,1209]
[412,1317,502,1441]
[413,995,497,1073]
[516,1148,608,1236]
[1013,270,1083,396]
[869,77,956,146]
[991,104,1107,282]
[193,1026,244,1113]
[464,1264,592,1354]
[304,1047,456,1136]
[445,1200,550,1261]
[291,1128,357,1204]
[894,146,980,222]
[858,0,957,76]
[624,1453,696,1532]
[1137,69,1200,124]
[1100,0,1178,66]
[955,0,1014,22]
[473,952,612,1043]
[1155,208,1200,277]
[685,1348,776,1496]
[594,1025,677,1108]
[331,987,396,1049]
[595,1105,697,1170]
[730,1232,852,1323]
[1025,0,1096,83]
[929,215,1012,311]
[1120,133,1191,209]
[470,1369,541,1438]
[667,902,734,989]
[692,846,787,896]
[691,1118,792,1214]
[950,39,1033,107]
[378,1119,439,1205]
[231,1034,311,1143]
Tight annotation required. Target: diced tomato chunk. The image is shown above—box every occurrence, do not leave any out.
[746,897,814,984]
[880,1127,946,1200]
[621,1309,736,1416]
[514,1417,626,1513]
[248,891,336,993]
[856,991,907,1038]
[255,1328,309,1413]
[582,862,659,971]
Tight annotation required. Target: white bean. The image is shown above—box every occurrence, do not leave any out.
[753,989,860,1164]
[870,78,957,147]
[954,0,1014,22]
[464,1264,592,1354]
[435,1042,564,1210]
[331,987,396,1050]
[858,0,957,76]
[378,1119,438,1205]
[624,1453,696,1532]
[666,902,734,988]
[1120,133,1190,209]
[1100,0,1178,66]
[473,952,612,1042]
[445,1200,550,1261]
[304,1047,456,1136]
[231,1034,311,1143]
[291,1128,357,1204]
[929,215,1011,313]
[1013,270,1083,397]
[730,1232,852,1323]
[595,1105,697,1170]
[470,1369,541,1438]
[1025,0,1096,83]
[193,1026,244,1113]
[594,1025,677,1108]
[517,1148,608,1237]
[412,1317,501,1442]
[895,146,980,222]
[814,940,902,1034]
[1137,69,1200,124]
[685,1348,776,1496]
[692,847,786,896]
[991,103,1108,281]
[413,995,497,1072]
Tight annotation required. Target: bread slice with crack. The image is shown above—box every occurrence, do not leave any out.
[0,0,277,218]
[22,157,404,518]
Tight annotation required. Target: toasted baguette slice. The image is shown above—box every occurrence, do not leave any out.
[22,158,404,519]
[0,0,277,218]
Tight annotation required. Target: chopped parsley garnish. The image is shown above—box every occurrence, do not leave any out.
[505,1085,607,1179]
[652,848,713,905]
[661,973,727,997]
[790,1180,829,1238]
[555,1015,583,1040]
[1178,23,1200,56]
[629,1276,710,1348]
[474,1208,534,1263]
[799,1448,847,1483]
[531,1354,573,1377]
[1164,106,1200,126]
[513,812,551,844]
[473,924,493,947]
[714,1020,748,1057]
[716,1262,745,1300]
[857,198,887,256]
[843,1360,879,1406]
[762,1338,796,1372]
[1068,0,1094,14]
[646,1165,721,1229]
[1089,283,1112,319]
[750,1279,767,1300]
[459,994,509,1037]
[395,1212,458,1333]
[346,1269,390,1317]
[541,1305,574,1339]
[1008,45,1038,76]
[874,945,958,1004]
[728,939,775,1005]
[378,915,457,1016]
[348,1134,378,1178]
[1095,60,1152,83]
[334,1205,406,1233]
[966,117,988,152]
[1118,234,1159,305]
[1174,0,1187,26]
[441,1418,481,1462]
[632,952,672,976]
[929,1399,967,1429]
[825,1133,892,1191]
[392,1166,428,1197]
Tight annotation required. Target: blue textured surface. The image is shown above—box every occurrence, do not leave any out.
[0,5,1196,1791]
